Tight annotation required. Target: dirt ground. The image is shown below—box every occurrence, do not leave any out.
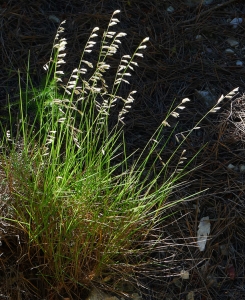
[0,0,245,299]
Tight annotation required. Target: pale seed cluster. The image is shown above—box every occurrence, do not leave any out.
[42,10,149,130]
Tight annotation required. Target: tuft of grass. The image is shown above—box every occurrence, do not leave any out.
[0,10,231,299]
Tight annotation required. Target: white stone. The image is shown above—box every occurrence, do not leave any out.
[230,18,243,29]
[227,163,235,170]
[180,270,190,280]
[239,165,245,173]
[225,48,234,54]
[196,35,202,41]
[166,6,174,13]
[236,60,243,66]
[195,90,215,107]
[226,38,239,47]
[48,15,60,24]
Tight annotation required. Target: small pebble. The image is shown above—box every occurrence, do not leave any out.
[180,270,189,280]
[187,291,195,300]
[239,164,245,173]
[225,48,234,54]
[226,38,239,47]
[166,6,174,13]
[195,89,215,107]
[49,15,60,24]
[230,17,243,29]
[236,60,243,66]
[196,35,202,41]
[227,163,235,170]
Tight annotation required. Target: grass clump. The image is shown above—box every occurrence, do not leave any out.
[0,10,226,299]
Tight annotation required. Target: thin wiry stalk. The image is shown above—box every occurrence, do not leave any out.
[0,10,231,298]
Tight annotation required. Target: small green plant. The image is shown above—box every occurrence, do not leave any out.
[0,10,231,299]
